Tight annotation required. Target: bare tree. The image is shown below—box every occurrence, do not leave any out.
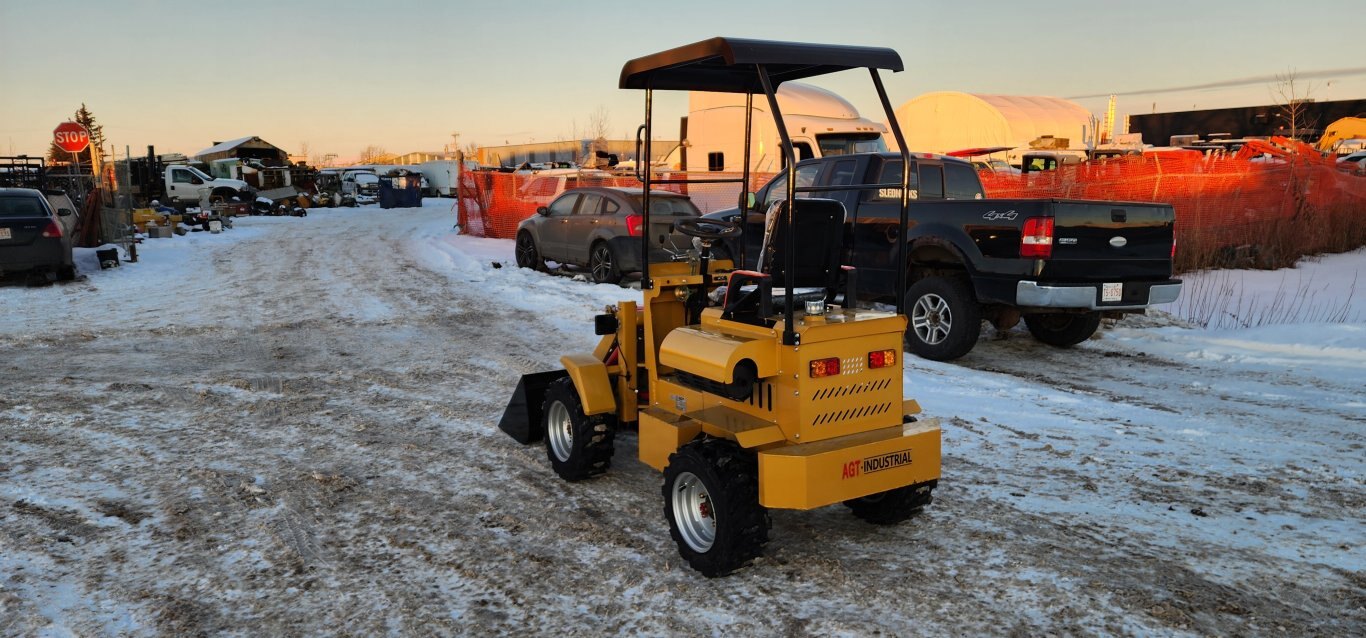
[359,145,389,164]
[1270,69,1317,141]
[299,141,311,159]
[586,105,611,142]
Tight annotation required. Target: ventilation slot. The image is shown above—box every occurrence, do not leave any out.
[812,402,893,426]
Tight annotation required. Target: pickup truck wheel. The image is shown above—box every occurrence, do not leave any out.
[588,242,622,284]
[1024,312,1102,347]
[904,276,981,361]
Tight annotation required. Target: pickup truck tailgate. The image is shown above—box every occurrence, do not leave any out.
[1043,201,1175,280]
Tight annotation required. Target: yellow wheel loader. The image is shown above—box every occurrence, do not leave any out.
[499,37,942,577]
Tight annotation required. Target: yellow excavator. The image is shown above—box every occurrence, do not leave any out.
[498,37,941,577]
[1316,116,1366,153]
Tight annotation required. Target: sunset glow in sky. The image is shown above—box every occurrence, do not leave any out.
[3,0,1363,162]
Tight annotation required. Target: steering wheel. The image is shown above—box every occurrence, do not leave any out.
[674,217,741,240]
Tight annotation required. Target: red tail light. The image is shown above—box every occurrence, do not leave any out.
[1172,235,1177,259]
[625,213,643,237]
[868,349,897,368]
[41,221,63,238]
[809,357,841,378]
[1020,217,1053,259]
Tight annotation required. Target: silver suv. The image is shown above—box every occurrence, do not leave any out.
[514,187,701,284]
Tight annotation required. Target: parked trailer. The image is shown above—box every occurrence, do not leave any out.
[682,81,887,174]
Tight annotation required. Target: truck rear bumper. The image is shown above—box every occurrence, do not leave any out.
[1016,280,1182,310]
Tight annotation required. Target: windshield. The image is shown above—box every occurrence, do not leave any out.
[187,166,215,181]
[816,133,887,157]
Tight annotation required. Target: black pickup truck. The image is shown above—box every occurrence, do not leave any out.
[704,152,1182,360]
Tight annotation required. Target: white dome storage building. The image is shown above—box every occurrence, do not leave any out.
[892,92,1092,154]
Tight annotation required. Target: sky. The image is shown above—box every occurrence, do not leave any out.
[3,0,1364,163]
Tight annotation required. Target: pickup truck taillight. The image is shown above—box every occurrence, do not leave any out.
[626,213,643,237]
[1020,217,1054,259]
[41,221,63,238]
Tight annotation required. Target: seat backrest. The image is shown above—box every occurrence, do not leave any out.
[756,197,847,291]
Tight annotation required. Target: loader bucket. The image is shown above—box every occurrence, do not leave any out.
[498,370,568,444]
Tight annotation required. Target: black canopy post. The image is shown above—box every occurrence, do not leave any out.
[870,68,912,315]
[738,91,753,271]
[757,64,799,346]
[642,86,653,290]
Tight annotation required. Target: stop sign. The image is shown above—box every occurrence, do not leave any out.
[53,121,91,153]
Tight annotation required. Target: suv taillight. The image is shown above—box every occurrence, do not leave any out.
[625,213,643,237]
[1020,217,1053,259]
[41,221,63,238]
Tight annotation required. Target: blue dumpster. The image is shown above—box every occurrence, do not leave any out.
[379,172,423,209]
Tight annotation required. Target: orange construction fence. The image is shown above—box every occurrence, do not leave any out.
[459,147,1365,272]
[456,168,772,240]
[980,145,1366,270]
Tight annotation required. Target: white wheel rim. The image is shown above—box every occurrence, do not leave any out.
[547,400,572,462]
[912,293,951,345]
[672,471,716,552]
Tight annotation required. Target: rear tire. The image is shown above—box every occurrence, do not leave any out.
[904,276,981,361]
[588,241,621,284]
[662,438,769,577]
[844,480,936,525]
[515,231,546,271]
[1024,312,1102,347]
[56,264,77,282]
[541,377,615,481]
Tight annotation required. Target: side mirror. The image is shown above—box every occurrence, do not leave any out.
[191,177,203,185]
[536,206,550,216]
[745,192,757,210]
[57,208,75,217]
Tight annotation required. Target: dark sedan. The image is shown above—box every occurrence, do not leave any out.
[514,186,701,284]
[0,188,78,284]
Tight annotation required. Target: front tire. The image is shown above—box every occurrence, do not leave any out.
[541,377,615,481]
[904,276,981,361]
[1024,312,1102,347]
[515,232,546,271]
[844,480,936,524]
[588,241,621,284]
[662,439,770,577]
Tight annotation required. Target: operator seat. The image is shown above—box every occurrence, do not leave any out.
[721,198,848,324]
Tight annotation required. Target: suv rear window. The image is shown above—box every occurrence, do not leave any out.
[0,195,47,218]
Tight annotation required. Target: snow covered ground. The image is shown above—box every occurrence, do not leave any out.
[0,199,1361,636]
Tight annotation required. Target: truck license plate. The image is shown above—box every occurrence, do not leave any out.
[0,228,10,240]
[1102,282,1123,302]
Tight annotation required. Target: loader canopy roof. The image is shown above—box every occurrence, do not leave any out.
[619,37,903,93]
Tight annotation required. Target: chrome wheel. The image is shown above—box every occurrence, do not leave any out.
[671,471,716,553]
[912,292,952,345]
[589,244,618,283]
[546,400,572,462]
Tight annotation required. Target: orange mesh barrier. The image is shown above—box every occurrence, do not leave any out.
[459,152,1364,272]
[456,168,772,240]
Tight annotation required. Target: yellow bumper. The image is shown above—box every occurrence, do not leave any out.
[758,419,941,510]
